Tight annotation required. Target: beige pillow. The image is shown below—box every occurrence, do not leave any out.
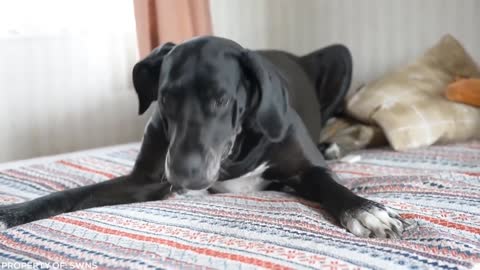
[346,34,480,151]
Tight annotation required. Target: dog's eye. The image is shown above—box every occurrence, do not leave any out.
[217,96,229,107]
[161,95,167,105]
[160,92,170,104]
[211,96,230,111]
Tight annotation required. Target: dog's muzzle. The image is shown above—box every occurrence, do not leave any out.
[165,150,219,190]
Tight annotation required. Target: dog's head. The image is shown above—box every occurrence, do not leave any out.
[132,36,289,190]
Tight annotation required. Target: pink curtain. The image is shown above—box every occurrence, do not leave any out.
[133,0,212,58]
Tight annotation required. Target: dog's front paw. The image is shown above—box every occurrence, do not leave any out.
[318,142,343,160]
[339,200,407,239]
[0,203,28,230]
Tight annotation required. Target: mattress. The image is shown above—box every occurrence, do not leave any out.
[0,142,479,270]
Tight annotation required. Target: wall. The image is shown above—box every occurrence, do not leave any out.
[210,0,480,91]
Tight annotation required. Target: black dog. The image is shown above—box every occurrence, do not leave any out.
[0,36,406,238]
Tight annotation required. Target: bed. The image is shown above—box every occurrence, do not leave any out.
[0,142,479,270]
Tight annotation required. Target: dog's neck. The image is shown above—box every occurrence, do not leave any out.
[220,126,270,180]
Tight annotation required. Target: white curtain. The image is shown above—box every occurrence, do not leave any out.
[0,0,149,162]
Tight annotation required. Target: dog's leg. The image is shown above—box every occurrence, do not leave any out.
[0,174,170,229]
[264,164,407,238]
[293,167,407,238]
[299,44,352,126]
[263,114,409,238]
[0,119,171,229]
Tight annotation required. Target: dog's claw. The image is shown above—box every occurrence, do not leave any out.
[402,219,418,231]
[391,222,402,235]
[385,229,400,239]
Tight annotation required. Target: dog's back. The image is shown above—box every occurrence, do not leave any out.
[258,50,322,140]
[258,46,352,141]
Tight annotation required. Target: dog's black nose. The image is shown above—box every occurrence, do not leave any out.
[184,153,202,176]
[171,152,203,178]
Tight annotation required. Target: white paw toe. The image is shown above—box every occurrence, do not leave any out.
[0,221,7,231]
[343,215,371,237]
[340,201,407,239]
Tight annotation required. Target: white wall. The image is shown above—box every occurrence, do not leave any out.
[210,0,480,91]
[0,1,149,162]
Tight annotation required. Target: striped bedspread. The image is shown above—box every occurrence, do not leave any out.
[0,142,479,269]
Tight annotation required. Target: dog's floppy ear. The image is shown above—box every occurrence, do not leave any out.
[132,42,175,115]
[240,50,290,142]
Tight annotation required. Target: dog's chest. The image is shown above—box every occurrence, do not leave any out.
[211,163,270,193]
[179,163,270,196]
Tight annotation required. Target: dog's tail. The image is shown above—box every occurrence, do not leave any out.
[298,45,352,126]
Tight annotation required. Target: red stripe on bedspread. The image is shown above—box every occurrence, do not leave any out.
[57,160,116,179]
[402,213,480,234]
[53,216,295,270]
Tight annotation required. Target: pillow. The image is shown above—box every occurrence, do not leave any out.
[446,78,480,107]
[346,34,480,151]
